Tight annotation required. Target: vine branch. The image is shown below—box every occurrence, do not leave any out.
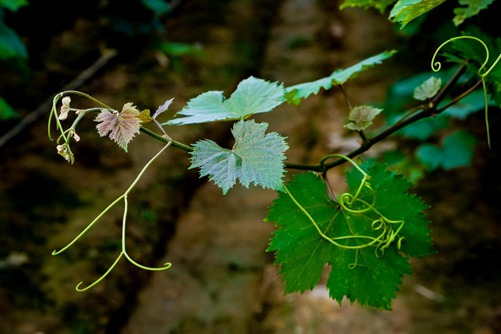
[133,64,471,174]
[280,64,469,173]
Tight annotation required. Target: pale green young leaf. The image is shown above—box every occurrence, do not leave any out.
[453,0,494,26]
[266,163,433,309]
[285,51,396,105]
[344,105,383,131]
[190,120,288,194]
[390,0,447,28]
[165,76,285,125]
[413,76,442,101]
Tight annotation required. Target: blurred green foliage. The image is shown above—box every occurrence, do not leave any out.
[0,0,28,120]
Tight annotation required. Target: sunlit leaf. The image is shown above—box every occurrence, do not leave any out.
[190,120,288,194]
[285,51,396,105]
[165,76,285,125]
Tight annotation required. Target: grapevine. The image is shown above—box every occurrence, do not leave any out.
[44,32,499,308]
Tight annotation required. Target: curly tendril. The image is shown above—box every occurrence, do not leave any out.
[52,142,173,291]
[431,36,491,73]
[48,90,113,141]
[284,155,405,269]
[431,36,501,148]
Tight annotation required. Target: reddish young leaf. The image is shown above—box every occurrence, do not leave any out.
[95,103,141,151]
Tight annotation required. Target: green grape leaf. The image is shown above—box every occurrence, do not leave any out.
[344,105,383,131]
[165,76,285,125]
[413,76,442,101]
[340,0,397,12]
[389,0,448,28]
[453,0,494,26]
[285,51,396,105]
[190,119,288,194]
[416,130,477,170]
[266,163,433,309]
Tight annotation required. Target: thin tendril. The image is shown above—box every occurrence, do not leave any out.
[53,142,174,290]
[481,79,491,148]
[431,36,490,74]
[48,92,69,141]
[123,141,172,194]
[480,53,501,78]
[121,195,172,271]
[284,156,406,269]
[283,183,378,250]
[75,252,124,292]
[431,35,500,148]
[51,195,124,255]
[48,91,114,141]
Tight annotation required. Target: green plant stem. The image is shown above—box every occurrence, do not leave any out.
[76,252,124,292]
[49,91,114,141]
[61,90,114,109]
[51,195,124,255]
[121,195,172,271]
[52,142,173,256]
[140,126,193,152]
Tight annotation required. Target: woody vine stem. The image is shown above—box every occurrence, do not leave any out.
[139,63,470,172]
